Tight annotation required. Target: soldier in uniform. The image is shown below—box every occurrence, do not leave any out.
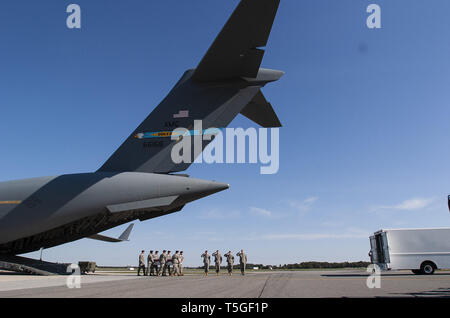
[201,250,210,276]
[146,250,154,276]
[179,251,184,276]
[172,251,180,276]
[212,250,222,276]
[159,250,167,276]
[167,251,172,276]
[225,251,234,276]
[138,250,146,276]
[152,250,159,276]
[236,249,247,276]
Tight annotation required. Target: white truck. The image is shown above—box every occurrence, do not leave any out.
[369,228,450,275]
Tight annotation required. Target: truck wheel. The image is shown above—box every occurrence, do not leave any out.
[420,262,436,275]
[411,269,421,275]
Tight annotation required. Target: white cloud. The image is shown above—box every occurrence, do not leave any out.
[259,232,369,241]
[249,196,319,219]
[247,227,370,241]
[372,197,436,212]
[250,207,273,217]
[196,208,241,220]
[321,221,345,228]
[288,196,319,213]
[186,231,226,242]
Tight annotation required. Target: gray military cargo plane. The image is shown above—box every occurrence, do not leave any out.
[0,0,283,256]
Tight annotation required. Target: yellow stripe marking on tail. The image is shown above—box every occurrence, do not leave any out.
[0,201,22,205]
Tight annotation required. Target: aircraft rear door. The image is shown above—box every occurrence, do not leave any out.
[369,235,379,264]
[380,231,390,264]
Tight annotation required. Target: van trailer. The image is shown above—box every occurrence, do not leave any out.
[369,228,450,275]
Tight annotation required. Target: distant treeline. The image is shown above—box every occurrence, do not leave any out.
[195,261,370,270]
[273,261,371,270]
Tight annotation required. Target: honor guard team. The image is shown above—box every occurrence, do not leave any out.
[138,250,184,276]
[138,249,247,276]
[201,250,247,276]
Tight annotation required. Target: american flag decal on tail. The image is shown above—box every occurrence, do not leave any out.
[173,110,190,119]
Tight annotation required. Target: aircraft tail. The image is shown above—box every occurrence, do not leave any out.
[192,0,281,82]
[98,0,282,174]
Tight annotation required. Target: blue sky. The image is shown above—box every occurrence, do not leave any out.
[1,0,450,267]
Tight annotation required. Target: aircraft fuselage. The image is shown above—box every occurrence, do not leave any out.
[0,173,228,255]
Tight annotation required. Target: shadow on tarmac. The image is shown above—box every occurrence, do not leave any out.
[388,288,450,298]
[321,272,450,278]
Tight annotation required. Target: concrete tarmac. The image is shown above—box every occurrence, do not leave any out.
[1,270,450,298]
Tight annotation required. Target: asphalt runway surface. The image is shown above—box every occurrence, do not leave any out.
[1,270,450,298]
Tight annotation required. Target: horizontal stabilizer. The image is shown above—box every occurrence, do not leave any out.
[88,224,134,243]
[241,90,282,127]
[192,0,280,81]
[118,223,134,241]
[106,196,179,214]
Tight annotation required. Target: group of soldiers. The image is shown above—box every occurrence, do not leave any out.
[138,250,184,277]
[201,249,248,276]
[138,249,248,277]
